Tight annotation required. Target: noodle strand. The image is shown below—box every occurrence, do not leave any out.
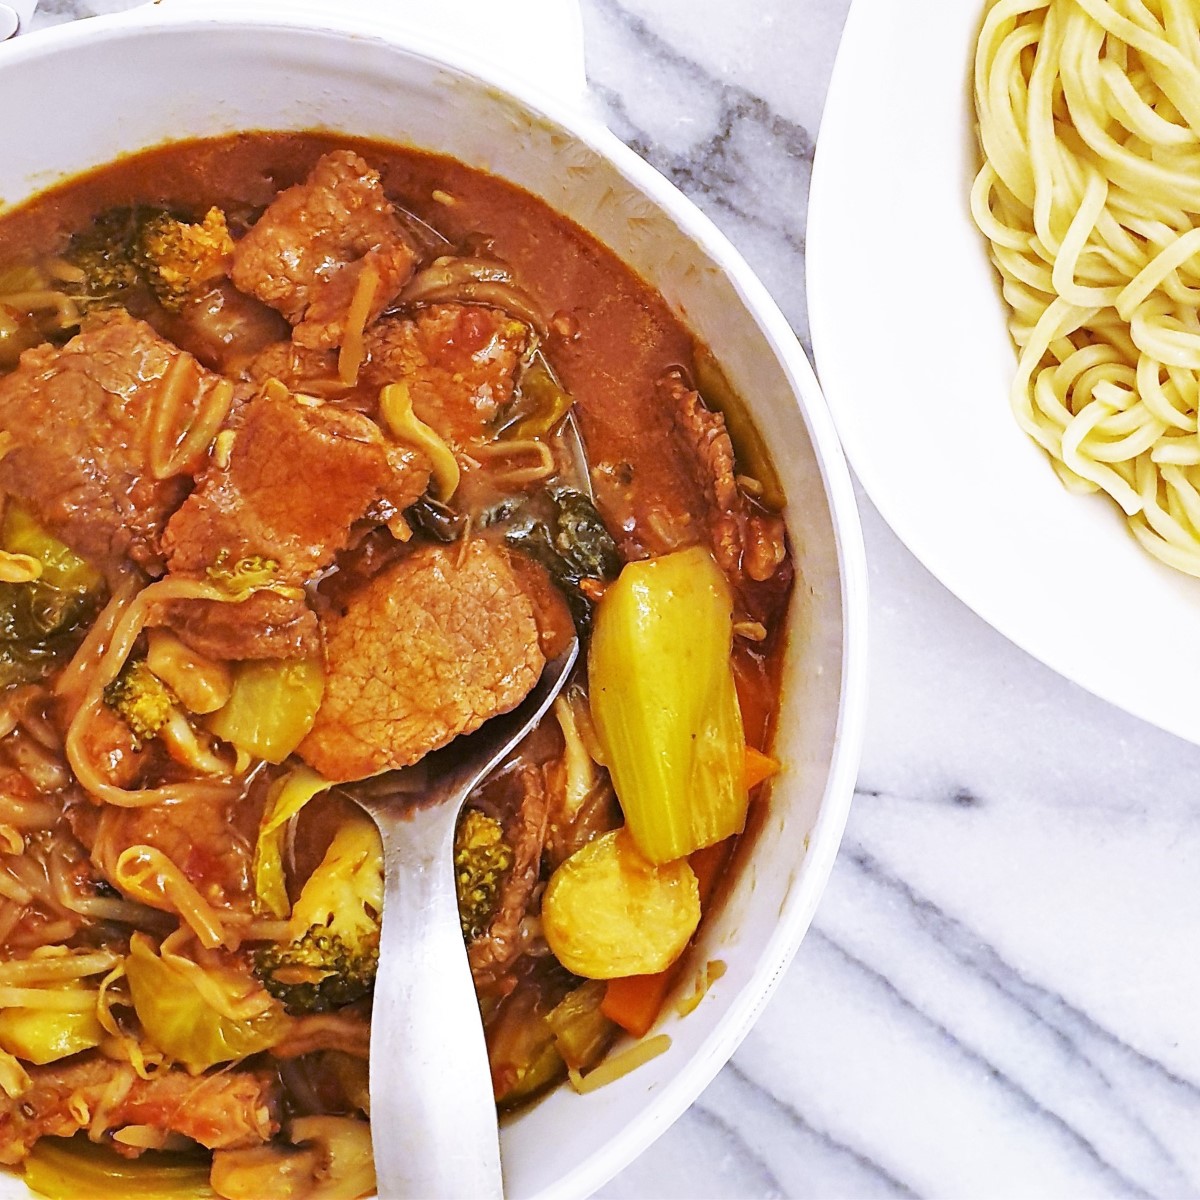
[974,0,1200,575]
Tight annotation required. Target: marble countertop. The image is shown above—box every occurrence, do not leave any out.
[25,0,1200,1196]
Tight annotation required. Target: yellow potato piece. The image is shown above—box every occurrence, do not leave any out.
[542,829,700,979]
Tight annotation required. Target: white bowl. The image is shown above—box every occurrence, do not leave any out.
[0,2,868,1196]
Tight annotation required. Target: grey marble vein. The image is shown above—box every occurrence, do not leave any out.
[718,1060,920,1200]
[579,0,820,348]
[812,927,1158,1199]
[29,0,137,26]
[831,840,1200,1195]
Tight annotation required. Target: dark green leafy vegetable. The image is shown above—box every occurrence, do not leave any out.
[505,521,585,625]
[62,207,157,312]
[505,488,621,633]
[0,591,93,688]
[0,506,105,688]
[478,497,522,529]
[551,488,622,579]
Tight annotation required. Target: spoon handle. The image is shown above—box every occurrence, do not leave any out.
[369,799,503,1200]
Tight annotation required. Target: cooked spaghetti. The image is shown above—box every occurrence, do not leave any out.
[973,0,1200,575]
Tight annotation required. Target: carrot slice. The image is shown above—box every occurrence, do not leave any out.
[743,746,780,792]
[601,839,736,1037]
[601,971,674,1039]
[688,840,734,901]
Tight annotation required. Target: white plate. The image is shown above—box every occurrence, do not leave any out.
[807,0,1200,746]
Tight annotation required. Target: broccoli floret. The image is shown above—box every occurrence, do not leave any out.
[103,658,175,746]
[62,208,147,310]
[136,207,233,312]
[62,205,233,316]
[255,815,383,1014]
[454,808,514,942]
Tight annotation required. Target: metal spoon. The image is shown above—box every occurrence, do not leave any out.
[348,638,579,1199]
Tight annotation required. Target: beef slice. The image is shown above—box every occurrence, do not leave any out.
[299,540,545,781]
[0,1055,279,1164]
[163,387,426,581]
[362,304,528,446]
[230,150,416,350]
[0,312,225,574]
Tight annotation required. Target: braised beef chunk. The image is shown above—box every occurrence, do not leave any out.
[468,764,549,992]
[661,371,789,619]
[0,312,226,574]
[0,1056,280,1163]
[299,541,545,781]
[148,588,320,662]
[230,150,417,349]
[362,305,528,445]
[243,303,528,448]
[87,794,253,913]
[660,369,747,577]
[244,339,339,395]
[662,369,786,586]
[154,386,427,660]
[164,387,427,582]
[161,279,291,375]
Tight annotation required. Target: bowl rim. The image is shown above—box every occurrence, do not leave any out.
[0,7,871,1196]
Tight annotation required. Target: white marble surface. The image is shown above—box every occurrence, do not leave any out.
[23,0,1200,1196]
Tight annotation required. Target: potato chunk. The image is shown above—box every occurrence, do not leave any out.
[542,829,700,979]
